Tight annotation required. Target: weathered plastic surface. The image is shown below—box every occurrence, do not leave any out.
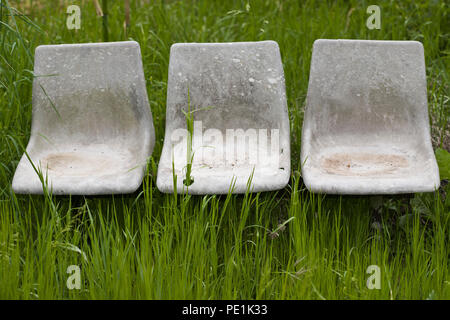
[12,41,155,195]
[157,41,290,194]
[301,39,440,194]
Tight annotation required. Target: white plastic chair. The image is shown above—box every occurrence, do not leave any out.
[301,39,440,194]
[157,41,290,194]
[12,41,155,195]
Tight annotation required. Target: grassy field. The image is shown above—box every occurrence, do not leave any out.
[0,0,449,299]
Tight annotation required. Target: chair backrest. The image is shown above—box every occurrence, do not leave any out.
[164,41,289,143]
[30,41,153,156]
[302,39,432,149]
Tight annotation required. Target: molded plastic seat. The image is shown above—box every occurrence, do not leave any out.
[301,39,440,194]
[157,41,290,194]
[12,41,155,195]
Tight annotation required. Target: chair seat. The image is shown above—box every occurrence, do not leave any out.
[13,143,144,195]
[302,144,438,194]
[158,136,289,194]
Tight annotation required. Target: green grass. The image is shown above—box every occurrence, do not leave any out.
[0,0,449,299]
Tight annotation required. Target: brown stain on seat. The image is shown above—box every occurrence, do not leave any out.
[41,152,118,177]
[321,153,409,176]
